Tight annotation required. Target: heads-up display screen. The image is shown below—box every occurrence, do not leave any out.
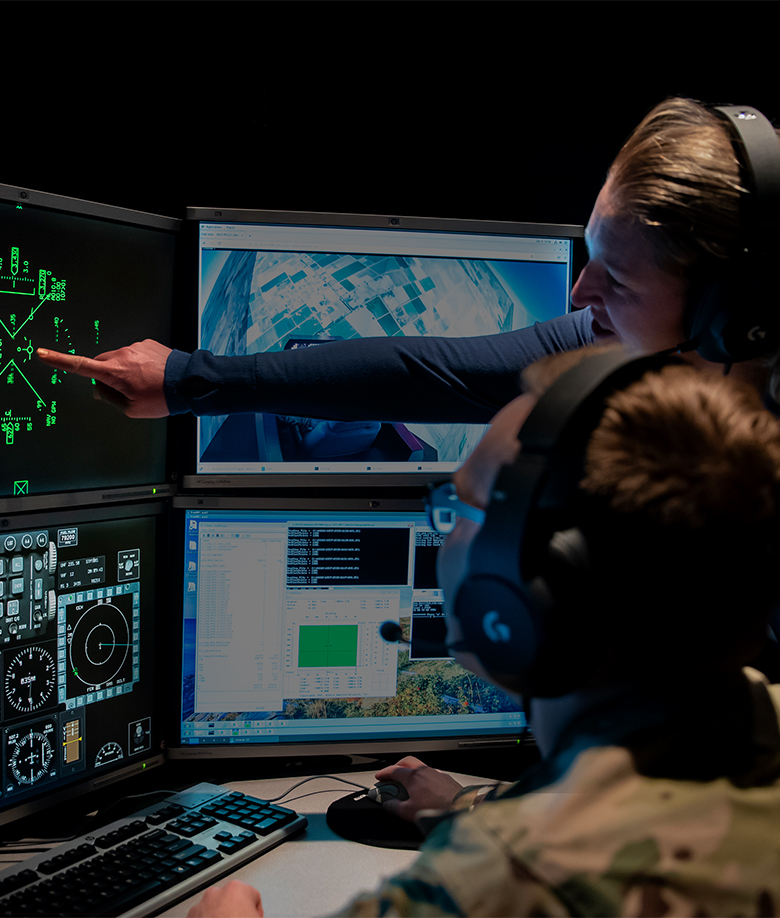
[0,184,179,511]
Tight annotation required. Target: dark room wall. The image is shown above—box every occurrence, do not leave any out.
[4,2,777,231]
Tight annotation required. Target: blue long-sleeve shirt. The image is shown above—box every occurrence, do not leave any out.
[164,308,594,423]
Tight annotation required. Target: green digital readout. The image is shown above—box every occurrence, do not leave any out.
[1,243,72,447]
[0,193,174,499]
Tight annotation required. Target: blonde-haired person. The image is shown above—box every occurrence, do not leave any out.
[188,347,780,917]
[576,98,779,392]
[37,99,780,423]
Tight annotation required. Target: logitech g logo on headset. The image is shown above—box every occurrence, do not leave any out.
[483,611,512,643]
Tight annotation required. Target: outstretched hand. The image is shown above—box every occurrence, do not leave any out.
[374,756,463,822]
[36,339,172,418]
[187,880,263,917]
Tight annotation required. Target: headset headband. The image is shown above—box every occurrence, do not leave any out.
[453,349,683,693]
[468,349,681,585]
[684,104,780,362]
[713,105,780,231]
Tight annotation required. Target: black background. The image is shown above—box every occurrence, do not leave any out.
[4,2,778,232]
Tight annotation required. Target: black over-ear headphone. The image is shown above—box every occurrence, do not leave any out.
[684,104,780,364]
[451,348,682,698]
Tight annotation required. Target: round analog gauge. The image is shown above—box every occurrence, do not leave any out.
[4,646,57,713]
[95,741,124,768]
[9,731,55,785]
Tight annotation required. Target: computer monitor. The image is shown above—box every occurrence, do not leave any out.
[0,501,165,829]
[184,210,584,488]
[0,184,180,513]
[168,497,526,763]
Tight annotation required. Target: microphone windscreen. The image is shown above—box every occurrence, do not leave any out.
[380,621,404,642]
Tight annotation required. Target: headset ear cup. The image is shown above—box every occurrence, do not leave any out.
[515,528,595,697]
[452,531,591,695]
[685,254,779,363]
[452,352,690,696]
[454,574,544,677]
[685,275,734,363]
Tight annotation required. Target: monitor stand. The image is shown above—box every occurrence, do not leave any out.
[326,790,425,850]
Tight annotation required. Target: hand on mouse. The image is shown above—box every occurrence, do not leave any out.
[374,756,464,822]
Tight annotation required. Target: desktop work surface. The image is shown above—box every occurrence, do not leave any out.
[159,769,488,918]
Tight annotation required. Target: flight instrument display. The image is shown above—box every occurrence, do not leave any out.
[0,194,176,501]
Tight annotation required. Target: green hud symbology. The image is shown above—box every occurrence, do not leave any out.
[0,196,173,498]
[1,244,70,445]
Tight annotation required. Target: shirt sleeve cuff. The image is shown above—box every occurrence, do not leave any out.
[163,349,195,415]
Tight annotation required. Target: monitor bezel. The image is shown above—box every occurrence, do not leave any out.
[165,493,529,764]
[182,209,586,490]
[0,183,183,514]
[0,500,168,831]
[1,183,181,233]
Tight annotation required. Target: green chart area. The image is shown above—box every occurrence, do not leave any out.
[298,625,358,668]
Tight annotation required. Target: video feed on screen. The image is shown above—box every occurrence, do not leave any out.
[193,217,575,478]
[0,190,177,502]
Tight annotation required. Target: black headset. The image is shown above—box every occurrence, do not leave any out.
[450,348,683,698]
[684,104,780,363]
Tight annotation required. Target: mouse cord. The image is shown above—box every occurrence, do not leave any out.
[265,775,371,803]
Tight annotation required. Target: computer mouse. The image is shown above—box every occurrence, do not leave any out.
[367,780,410,804]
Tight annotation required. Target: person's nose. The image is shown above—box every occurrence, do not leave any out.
[570,261,604,310]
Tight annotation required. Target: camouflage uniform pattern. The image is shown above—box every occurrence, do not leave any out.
[334,669,780,917]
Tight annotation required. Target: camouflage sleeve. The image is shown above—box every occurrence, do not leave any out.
[329,679,780,917]
[329,808,571,918]
[450,781,511,812]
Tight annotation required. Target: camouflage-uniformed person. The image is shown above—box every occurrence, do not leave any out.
[338,668,780,918]
[332,348,780,918]
[186,347,780,918]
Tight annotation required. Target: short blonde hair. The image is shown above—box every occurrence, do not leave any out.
[606,97,745,272]
[605,96,780,399]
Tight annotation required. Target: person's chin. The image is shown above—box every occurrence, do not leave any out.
[591,316,618,342]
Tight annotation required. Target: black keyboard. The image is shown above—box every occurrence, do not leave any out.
[0,782,307,917]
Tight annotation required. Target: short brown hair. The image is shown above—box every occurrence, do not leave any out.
[528,348,780,677]
[582,363,780,530]
[583,357,780,673]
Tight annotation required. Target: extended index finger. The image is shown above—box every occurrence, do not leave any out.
[36,348,109,381]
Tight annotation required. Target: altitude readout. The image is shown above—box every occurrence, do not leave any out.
[4,645,57,713]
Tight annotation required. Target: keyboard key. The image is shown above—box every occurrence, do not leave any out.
[0,784,306,918]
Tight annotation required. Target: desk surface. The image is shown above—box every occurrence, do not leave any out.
[159,769,490,918]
